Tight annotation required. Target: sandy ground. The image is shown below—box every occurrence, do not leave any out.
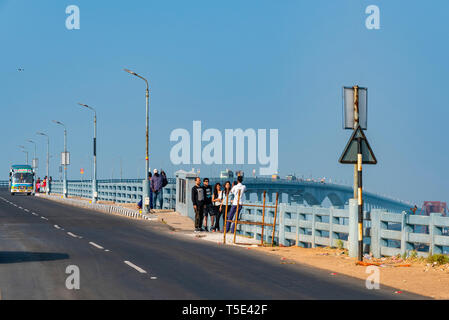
[44,194,449,299]
[157,211,449,299]
[251,246,449,299]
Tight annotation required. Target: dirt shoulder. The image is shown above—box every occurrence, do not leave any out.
[251,246,449,299]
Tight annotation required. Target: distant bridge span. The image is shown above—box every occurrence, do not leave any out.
[210,177,412,213]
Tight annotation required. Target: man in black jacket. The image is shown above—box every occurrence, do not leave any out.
[191,177,205,232]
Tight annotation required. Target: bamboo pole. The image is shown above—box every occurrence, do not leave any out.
[223,191,229,244]
[261,191,266,246]
[233,190,241,244]
[271,192,279,247]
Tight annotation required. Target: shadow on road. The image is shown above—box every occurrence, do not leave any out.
[0,252,69,264]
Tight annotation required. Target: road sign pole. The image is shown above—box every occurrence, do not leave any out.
[357,136,363,262]
[353,85,359,200]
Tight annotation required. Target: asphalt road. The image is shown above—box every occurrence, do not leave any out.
[0,190,425,300]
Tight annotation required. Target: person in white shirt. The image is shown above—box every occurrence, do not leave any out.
[225,175,246,233]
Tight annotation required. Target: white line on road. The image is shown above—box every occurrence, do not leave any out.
[54,225,61,229]
[150,277,157,280]
[40,216,48,220]
[89,242,104,250]
[31,212,38,216]
[18,206,22,209]
[24,209,29,212]
[67,232,80,238]
[124,261,147,274]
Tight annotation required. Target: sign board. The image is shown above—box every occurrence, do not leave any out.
[144,197,150,205]
[343,86,367,130]
[61,152,70,165]
[32,158,38,169]
[80,168,84,175]
[339,125,377,164]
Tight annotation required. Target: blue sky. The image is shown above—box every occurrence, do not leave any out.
[0,0,448,205]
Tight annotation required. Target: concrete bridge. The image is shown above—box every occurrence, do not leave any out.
[207,177,412,213]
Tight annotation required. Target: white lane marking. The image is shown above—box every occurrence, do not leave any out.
[150,277,157,280]
[31,212,38,216]
[104,249,110,252]
[24,209,29,212]
[124,261,147,274]
[18,206,23,209]
[89,242,104,250]
[54,225,61,229]
[67,232,80,238]
[40,216,48,220]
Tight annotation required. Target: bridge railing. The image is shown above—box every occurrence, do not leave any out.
[48,179,176,210]
[229,201,449,258]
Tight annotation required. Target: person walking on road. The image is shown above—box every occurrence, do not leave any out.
[225,175,246,233]
[192,177,205,232]
[202,178,213,232]
[151,169,164,209]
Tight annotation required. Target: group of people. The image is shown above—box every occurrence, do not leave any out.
[137,169,168,210]
[35,176,51,193]
[191,175,246,233]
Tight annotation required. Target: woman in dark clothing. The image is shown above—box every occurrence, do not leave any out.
[215,181,232,232]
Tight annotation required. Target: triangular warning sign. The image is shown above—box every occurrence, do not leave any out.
[339,125,377,164]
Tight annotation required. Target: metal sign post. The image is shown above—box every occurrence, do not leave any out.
[339,125,377,262]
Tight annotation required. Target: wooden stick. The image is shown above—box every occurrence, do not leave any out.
[261,191,266,246]
[223,191,229,244]
[233,190,241,244]
[271,192,279,247]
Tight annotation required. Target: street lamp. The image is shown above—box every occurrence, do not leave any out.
[124,68,151,214]
[52,120,68,198]
[27,139,38,173]
[78,103,98,203]
[18,145,28,164]
[37,132,50,195]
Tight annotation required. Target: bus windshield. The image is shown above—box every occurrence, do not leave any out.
[12,172,33,184]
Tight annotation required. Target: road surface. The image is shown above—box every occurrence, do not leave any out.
[0,189,425,299]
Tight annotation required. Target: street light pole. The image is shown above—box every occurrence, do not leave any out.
[53,120,68,198]
[78,103,98,203]
[27,139,37,175]
[18,145,28,164]
[37,132,50,195]
[124,68,151,214]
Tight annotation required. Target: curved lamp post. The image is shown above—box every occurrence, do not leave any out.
[37,132,50,195]
[124,68,151,214]
[78,103,98,203]
[52,120,68,198]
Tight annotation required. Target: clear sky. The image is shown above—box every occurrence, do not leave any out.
[0,0,448,205]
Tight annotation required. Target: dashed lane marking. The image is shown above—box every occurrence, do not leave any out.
[40,216,48,220]
[67,232,81,238]
[89,242,104,250]
[124,261,147,274]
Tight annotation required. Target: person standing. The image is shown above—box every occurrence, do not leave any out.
[151,169,164,209]
[216,180,231,232]
[42,176,47,193]
[226,175,246,233]
[211,183,222,232]
[148,171,153,209]
[192,177,205,232]
[202,178,213,232]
